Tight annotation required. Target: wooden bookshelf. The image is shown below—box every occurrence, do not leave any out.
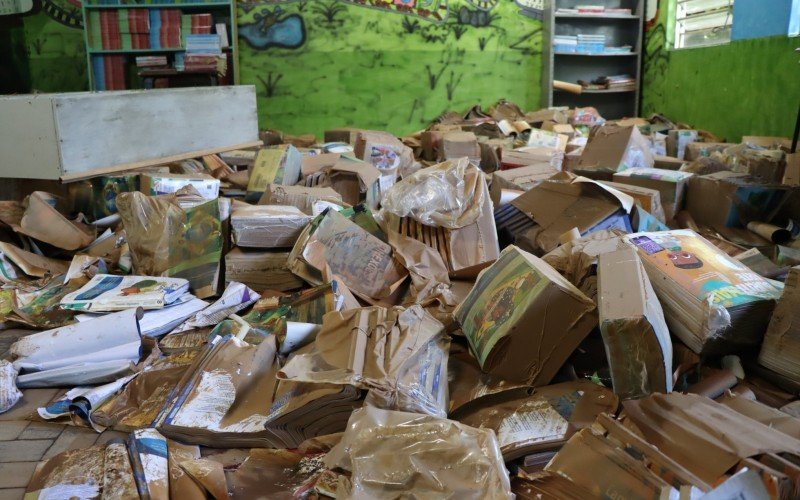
[81,0,238,91]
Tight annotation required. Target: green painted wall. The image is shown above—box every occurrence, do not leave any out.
[237,0,543,137]
[23,10,87,93]
[14,0,542,137]
[642,0,800,142]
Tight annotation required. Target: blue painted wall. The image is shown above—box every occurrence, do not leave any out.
[731,0,795,40]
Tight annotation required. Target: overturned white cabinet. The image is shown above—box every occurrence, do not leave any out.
[0,86,260,181]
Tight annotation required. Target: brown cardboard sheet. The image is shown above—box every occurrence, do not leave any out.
[454,245,597,385]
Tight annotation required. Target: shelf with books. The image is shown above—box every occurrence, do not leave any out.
[85,2,232,8]
[81,0,237,91]
[543,0,643,119]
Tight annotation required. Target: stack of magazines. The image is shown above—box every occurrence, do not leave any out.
[624,230,783,354]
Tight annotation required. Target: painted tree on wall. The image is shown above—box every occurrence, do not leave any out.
[237,0,544,136]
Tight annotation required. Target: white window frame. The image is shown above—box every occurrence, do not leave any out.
[674,0,735,50]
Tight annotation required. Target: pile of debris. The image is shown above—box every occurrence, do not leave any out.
[1,101,799,499]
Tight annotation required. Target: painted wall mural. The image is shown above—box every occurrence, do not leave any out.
[15,0,542,136]
[238,0,543,136]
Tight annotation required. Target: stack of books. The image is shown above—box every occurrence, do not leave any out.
[605,74,637,90]
[183,33,224,73]
[90,9,150,50]
[576,33,606,54]
[135,55,168,68]
[554,35,578,53]
[91,55,127,90]
[148,8,182,49]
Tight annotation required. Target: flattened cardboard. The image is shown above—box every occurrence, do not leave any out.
[758,266,800,384]
[258,184,342,215]
[685,171,793,229]
[577,125,654,175]
[490,163,558,207]
[18,192,95,251]
[224,247,304,292]
[546,428,676,498]
[510,175,632,253]
[454,245,597,385]
[0,242,69,277]
[328,157,381,207]
[300,152,340,177]
[623,393,800,485]
[600,180,666,224]
[597,248,672,399]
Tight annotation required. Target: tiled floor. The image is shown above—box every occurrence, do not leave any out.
[0,388,128,499]
[1,329,128,499]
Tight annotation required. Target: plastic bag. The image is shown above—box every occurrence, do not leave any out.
[324,406,513,499]
[380,158,485,229]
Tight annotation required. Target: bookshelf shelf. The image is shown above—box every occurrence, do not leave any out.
[554,51,638,56]
[85,3,232,8]
[543,0,644,119]
[88,47,185,53]
[556,87,636,94]
[81,0,238,90]
[555,13,639,19]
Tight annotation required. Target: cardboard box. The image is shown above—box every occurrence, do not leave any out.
[727,145,787,184]
[510,176,634,253]
[246,145,302,200]
[653,155,685,171]
[489,163,558,207]
[328,157,381,208]
[441,131,481,164]
[601,181,666,224]
[501,147,564,171]
[742,136,792,151]
[300,153,340,177]
[231,204,311,248]
[785,153,800,186]
[140,172,220,200]
[598,247,672,399]
[684,142,733,161]
[685,171,793,229]
[666,130,698,160]
[224,247,304,292]
[454,245,597,385]
[577,125,654,176]
[612,167,693,222]
[527,129,568,151]
[258,184,343,215]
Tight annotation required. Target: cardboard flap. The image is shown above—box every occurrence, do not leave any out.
[574,176,635,213]
[330,158,381,189]
[511,182,584,226]
[17,192,96,251]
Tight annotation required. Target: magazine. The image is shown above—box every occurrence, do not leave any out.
[61,274,190,312]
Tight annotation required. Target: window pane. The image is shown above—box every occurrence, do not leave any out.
[677,0,732,17]
[681,25,732,47]
[679,10,733,31]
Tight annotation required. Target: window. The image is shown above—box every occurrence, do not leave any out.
[674,0,734,49]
